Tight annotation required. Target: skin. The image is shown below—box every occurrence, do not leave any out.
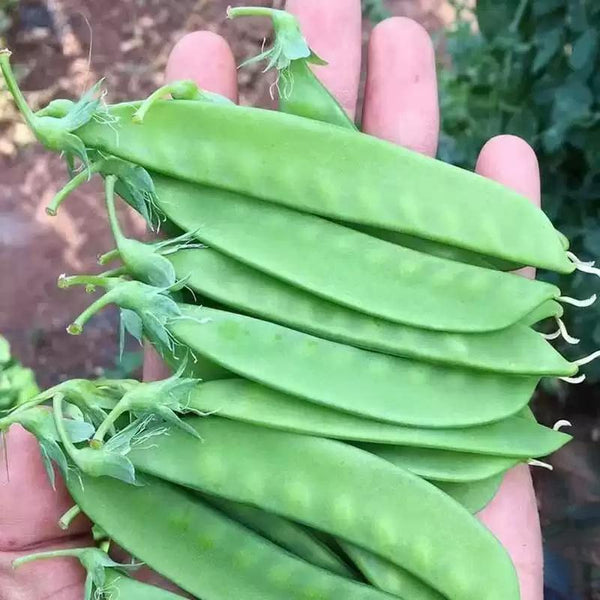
[0,1,542,598]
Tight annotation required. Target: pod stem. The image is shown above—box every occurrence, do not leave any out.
[67,290,119,335]
[227,6,280,19]
[104,175,127,247]
[58,274,116,290]
[0,50,37,132]
[91,399,128,447]
[46,160,105,216]
[58,504,82,530]
[13,547,87,569]
[98,248,120,265]
[52,394,77,455]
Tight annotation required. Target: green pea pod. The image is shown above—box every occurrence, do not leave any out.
[67,472,396,600]
[203,494,355,578]
[434,473,506,514]
[0,52,578,272]
[228,6,356,130]
[169,248,574,376]
[63,278,539,428]
[128,418,520,600]
[341,542,446,600]
[69,99,573,274]
[362,444,519,482]
[186,379,571,457]
[103,571,189,599]
[151,174,559,333]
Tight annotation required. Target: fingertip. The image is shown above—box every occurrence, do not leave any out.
[363,16,439,155]
[476,135,540,205]
[166,31,238,101]
[286,0,362,118]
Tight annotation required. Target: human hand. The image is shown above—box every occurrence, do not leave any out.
[1,1,543,598]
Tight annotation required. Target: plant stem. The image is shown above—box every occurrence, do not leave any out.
[0,50,38,132]
[92,400,128,446]
[98,248,121,265]
[13,547,86,569]
[67,290,119,335]
[104,175,126,247]
[52,394,78,456]
[227,6,280,19]
[57,274,115,290]
[46,160,105,216]
[58,504,82,530]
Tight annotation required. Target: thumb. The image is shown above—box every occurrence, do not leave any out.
[0,425,91,599]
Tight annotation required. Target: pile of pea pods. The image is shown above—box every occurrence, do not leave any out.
[1,6,599,600]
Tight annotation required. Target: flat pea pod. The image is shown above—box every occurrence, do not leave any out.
[522,300,562,326]
[128,418,520,600]
[362,445,519,482]
[187,379,571,457]
[169,248,574,376]
[68,472,394,600]
[435,473,506,514]
[355,226,523,271]
[103,571,189,599]
[341,543,446,600]
[202,494,355,578]
[75,100,572,273]
[150,174,558,333]
[168,304,537,427]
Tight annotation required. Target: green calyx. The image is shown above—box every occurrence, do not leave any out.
[102,175,205,289]
[52,393,160,485]
[92,362,202,446]
[13,546,140,600]
[60,274,188,360]
[0,50,109,171]
[46,156,162,231]
[228,7,327,74]
[0,403,94,488]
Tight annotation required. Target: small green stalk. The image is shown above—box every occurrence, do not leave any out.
[132,80,232,123]
[98,248,121,265]
[58,504,82,530]
[0,50,38,132]
[104,175,127,247]
[13,547,87,569]
[52,394,78,456]
[46,160,106,216]
[91,400,129,447]
[227,6,279,18]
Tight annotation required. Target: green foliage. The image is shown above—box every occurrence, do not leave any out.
[0,334,38,410]
[438,0,600,380]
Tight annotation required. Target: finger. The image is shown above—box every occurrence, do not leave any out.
[144,31,238,383]
[475,135,543,600]
[0,426,91,599]
[165,30,238,101]
[286,0,362,119]
[362,17,439,156]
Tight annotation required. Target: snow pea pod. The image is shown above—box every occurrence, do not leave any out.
[169,248,574,375]
[64,279,537,428]
[103,571,189,599]
[68,471,394,600]
[341,543,446,600]
[128,418,520,600]
[72,99,572,274]
[168,304,537,427]
[203,494,355,578]
[362,445,519,482]
[150,174,558,333]
[187,379,571,457]
[435,473,506,514]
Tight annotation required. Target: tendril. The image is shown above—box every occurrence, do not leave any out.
[567,251,600,277]
[558,293,597,307]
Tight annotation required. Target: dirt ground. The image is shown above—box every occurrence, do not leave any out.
[0,0,449,387]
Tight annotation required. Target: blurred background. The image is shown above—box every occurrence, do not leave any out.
[0,0,598,597]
